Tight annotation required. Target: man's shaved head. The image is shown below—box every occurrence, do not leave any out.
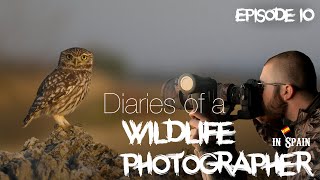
[265,51,317,94]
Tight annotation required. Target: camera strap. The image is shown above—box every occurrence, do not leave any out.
[305,93,320,115]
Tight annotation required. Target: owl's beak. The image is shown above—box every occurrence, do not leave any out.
[74,59,78,66]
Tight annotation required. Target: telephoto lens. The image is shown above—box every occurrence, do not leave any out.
[161,74,264,119]
[161,77,192,110]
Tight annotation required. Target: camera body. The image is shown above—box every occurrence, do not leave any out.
[161,73,264,119]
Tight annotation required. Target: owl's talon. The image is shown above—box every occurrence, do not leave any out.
[62,125,73,133]
[53,115,72,131]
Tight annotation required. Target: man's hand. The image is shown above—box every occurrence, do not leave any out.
[189,111,247,180]
[189,111,223,154]
[189,111,209,152]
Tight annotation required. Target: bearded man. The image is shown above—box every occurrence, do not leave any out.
[190,51,320,179]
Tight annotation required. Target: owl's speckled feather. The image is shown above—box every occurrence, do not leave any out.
[23,47,93,129]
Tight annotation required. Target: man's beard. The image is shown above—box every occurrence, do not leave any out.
[263,86,288,118]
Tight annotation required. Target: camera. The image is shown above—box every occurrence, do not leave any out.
[161,73,264,120]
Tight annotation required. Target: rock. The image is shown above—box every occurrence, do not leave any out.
[0,126,202,180]
[0,126,126,179]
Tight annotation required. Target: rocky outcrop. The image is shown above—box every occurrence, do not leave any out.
[0,126,202,180]
[0,126,125,179]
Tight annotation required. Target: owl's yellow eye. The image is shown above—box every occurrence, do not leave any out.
[81,55,88,61]
[66,54,73,60]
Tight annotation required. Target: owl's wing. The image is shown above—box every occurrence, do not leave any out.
[30,69,78,114]
[23,69,79,127]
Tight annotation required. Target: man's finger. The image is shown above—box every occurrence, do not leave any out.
[189,111,209,122]
[190,128,198,139]
[189,119,199,128]
[193,144,201,152]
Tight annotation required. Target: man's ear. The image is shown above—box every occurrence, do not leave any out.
[283,85,294,101]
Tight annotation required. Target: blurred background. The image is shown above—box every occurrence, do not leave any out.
[0,0,320,171]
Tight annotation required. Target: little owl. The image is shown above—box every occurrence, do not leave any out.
[23,47,93,129]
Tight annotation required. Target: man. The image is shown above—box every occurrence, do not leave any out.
[190,51,320,179]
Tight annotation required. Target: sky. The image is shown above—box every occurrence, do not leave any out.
[0,0,320,79]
